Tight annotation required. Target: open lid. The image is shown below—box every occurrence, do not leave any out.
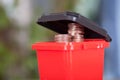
[37,11,112,42]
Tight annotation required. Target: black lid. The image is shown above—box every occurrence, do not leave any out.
[37,11,112,42]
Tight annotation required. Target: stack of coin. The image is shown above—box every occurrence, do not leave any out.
[54,23,84,42]
[54,34,72,42]
[68,23,84,42]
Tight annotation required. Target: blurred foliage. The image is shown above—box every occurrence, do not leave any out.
[74,0,100,20]
[0,6,10,29]
[54,0,76,12]
[0,5,14,79]
[0,6,39,80]
[14,0,19,7]
[24,51,38,78]
[0,42,19,80]
[30,23,56,44]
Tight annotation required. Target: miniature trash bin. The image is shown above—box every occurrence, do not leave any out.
[32,12,112,80]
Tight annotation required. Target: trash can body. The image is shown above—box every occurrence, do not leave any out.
[32,39,109,80]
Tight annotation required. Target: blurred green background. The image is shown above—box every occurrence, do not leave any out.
[0,0,120,80]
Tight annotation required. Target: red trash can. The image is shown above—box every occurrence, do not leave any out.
[32,39,109,80]
[32,12,111,80]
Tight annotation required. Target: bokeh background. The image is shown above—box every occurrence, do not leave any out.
[0,0,120,80]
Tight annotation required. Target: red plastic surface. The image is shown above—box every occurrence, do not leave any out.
[32,39,109,80]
